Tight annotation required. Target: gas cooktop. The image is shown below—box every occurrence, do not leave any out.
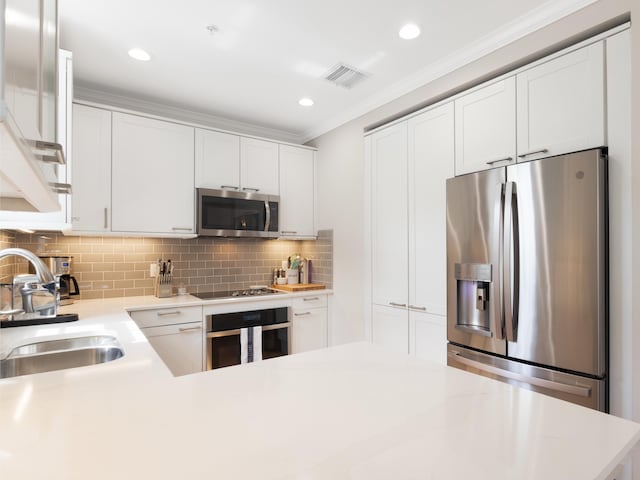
[193,287,283,300]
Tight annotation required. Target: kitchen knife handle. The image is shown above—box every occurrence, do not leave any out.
[517,148,548,158]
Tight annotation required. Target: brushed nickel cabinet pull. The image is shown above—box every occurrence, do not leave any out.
[486,156,513,166]
[517,148,549,158]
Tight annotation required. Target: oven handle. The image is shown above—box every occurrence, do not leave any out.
[206,322,291,338]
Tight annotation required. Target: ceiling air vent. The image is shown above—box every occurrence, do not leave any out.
[323,63,368,89]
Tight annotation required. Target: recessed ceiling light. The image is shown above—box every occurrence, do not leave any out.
[399,23,421,40]
[128,48,151,61]
[298,98,314,107]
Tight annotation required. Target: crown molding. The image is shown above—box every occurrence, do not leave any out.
[300,0,599,143]
[73,85,305,144]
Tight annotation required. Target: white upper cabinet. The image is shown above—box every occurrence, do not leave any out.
[71,104,112,232]
[278,145,316,238]
[454,77,516,175]
[240,137,279,194]
[370,121,408,308]
[111,112,195,234]
[195,130,279,194]
[194,128,240,189]
[408,102,454,317]
[516,41,605,162]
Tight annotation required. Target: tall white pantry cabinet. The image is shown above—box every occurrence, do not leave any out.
[367,102,453,362]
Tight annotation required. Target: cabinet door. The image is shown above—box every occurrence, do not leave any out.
[240,137,279,194]
[516,41,605,162]
[4,0,42,141]
[372,304,408,354]
[111,112,195,234]
[455,77,516,175]
[142,322,203,376]
[371,122,408,307]
[291,308,327,354]
[194,128,240,190]
[408,103,454,317]
[279,145,315,237]
[71,104,112,232]
[410,311,446,365]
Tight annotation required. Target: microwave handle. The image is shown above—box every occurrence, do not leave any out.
[264,200,271,232]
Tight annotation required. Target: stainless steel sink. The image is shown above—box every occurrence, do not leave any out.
[0,335,124,379]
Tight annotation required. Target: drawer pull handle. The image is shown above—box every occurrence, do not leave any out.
[242,187,260,192]
[220,185,239,190]
[294,312,312,316]
[32,140,66,165]
[303,297,320,301]
[157,311,181,316]
[179,326,202,332]
[50,182,72,195]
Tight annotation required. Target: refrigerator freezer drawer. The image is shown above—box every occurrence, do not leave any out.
[447,344,606,412]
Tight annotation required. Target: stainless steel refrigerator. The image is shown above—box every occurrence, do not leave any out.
[446,148,607,411]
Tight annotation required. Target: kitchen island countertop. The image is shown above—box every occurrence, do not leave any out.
[0,296,638,479]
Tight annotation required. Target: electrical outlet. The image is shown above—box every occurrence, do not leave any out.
[150,263,158,277]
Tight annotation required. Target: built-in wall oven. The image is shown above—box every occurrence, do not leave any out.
[206,307,290,370]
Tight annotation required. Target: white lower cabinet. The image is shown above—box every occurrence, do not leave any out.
[372,304,408,354]
[129,306,203,376]
[141,322,203,377]
[410,312,446,365]
[291,295,328,353]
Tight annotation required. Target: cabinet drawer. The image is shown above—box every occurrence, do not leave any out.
[129,305,202,328]
[290,294,328,310]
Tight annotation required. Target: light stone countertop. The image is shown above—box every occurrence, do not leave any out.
[0,294,638,480]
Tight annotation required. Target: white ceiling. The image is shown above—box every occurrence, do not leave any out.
[59,0,596,143]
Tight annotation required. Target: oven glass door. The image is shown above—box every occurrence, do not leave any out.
[208,325,289,370]
[210,332,241,369]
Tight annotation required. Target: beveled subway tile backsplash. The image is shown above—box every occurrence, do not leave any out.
[4,230,333,300]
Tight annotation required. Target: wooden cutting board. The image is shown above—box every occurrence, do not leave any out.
[271,283,325,292]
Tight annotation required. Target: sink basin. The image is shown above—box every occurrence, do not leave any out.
[0,335,124,379]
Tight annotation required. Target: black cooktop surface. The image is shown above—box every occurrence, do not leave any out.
[193,288,282,300]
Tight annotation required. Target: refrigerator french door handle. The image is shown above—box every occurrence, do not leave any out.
[447,352,592,398]
[492,182,505,340]
[503,181,519,343]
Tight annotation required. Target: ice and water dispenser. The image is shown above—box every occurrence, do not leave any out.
[454,263,492,336]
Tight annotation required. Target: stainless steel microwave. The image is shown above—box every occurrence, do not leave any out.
[196,188,279,237]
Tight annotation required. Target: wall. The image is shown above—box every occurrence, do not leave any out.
[0,230,15,283]
[4,230,332,299]
[309,0,638,476]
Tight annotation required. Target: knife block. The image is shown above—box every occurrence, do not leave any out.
[154,276,172,298]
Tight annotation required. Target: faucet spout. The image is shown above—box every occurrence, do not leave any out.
[0,248,55,284]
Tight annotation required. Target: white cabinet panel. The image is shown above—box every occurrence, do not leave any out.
[455,77,516,175]
[240,137,279,194]
[111,112,195,234]
[372,304,408,354]
[141,322,203,376]
[371,122,408,307]
[194,128,240,189]
[279,145,316,237]
[70,104,112,232]
[408,103,454,317]
[517,41,605,162]
[410,311,446,365]
[291,308,327,354]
